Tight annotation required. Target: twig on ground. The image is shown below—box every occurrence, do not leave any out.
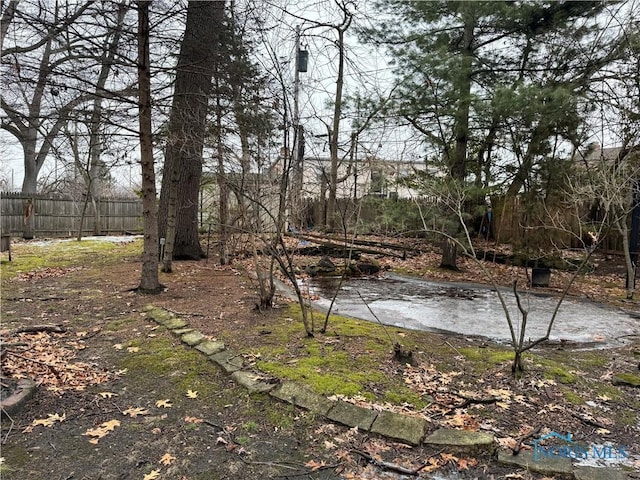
[1,407,14,444]
[8,324,67,335]
[351,449,426,475]
[570,411,607,430]
[512,425,542,455]
[444,341,463,357]
[163,308,206,317]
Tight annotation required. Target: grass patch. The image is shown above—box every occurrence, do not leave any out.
[1,238,142,280]
[560,387,585,405]
[543,365,579,384]
[458,347,514,368]
[119,335,224,401]
[250,305,423,402]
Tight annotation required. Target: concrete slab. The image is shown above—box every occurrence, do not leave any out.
[574,466,628,480]
[0,378,37,416]
[172,328,194,335]
[195,340,225,356]
[146,308,175,325]
[326,401,377,431]
[497,449,573,476]
[424,429,495,454]
[370,410,427,446]
[270,381,334,416]
[181,331,205,346]
[163,317,188,330]
[210,350,244,373]
[230,371,278,393]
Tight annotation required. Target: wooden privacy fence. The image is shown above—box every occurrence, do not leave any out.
[1,192,142,238]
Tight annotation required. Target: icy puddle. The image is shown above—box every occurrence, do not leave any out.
[307,273,639,348]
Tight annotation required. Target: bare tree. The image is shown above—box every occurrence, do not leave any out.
[136,0,161,294]
[413,177,606,373]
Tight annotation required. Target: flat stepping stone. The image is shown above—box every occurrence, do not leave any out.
[163,317,188,330]
[326,401,377,431]
[424,429,495,454]
[172,328,194,335]
[210,350,244,373]
[574,466,628,480]
[612,373,640,387]
[370,410,427,446]
[230,371,278,393]
[195,340,225,356]
[270,381,334,416]
[146,308,175,324]
[0,378,37,416]
[181,331,205,346]
[497,449,573,476]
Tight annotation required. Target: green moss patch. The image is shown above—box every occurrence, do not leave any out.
[118,336,224,401]
[458,347,515,367]
[1,238,141,280]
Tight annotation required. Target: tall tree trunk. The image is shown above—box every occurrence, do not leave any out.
[451,15,474,181]
[327,27,347,231]
[441,12,475,270]
[136,0,161,294]
[87,4,127,236]
[216,72,229,265]
[158,1,224,260]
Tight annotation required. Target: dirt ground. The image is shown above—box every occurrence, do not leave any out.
[1,236,639,480]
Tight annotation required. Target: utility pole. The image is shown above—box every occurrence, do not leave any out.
[291,25,307,229]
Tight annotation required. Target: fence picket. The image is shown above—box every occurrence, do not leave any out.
[1,192,142,237]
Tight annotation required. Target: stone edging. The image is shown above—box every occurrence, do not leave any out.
[144,305,630,480]
[0,378,37,417]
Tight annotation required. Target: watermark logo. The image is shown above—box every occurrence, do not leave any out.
[533,432,628,462]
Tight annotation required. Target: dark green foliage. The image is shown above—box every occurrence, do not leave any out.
[357,196,425,236]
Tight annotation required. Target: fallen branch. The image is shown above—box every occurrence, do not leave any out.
[570,411,608,430]
[163,308,206,318]
[454,393,500,410]
[351,449,426,476]
[8,324,67,335]
[512,425,542,455]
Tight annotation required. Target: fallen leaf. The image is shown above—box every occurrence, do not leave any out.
[497,437,518,450]
[440,453,458,463]
[102,419,121,431]
[305,459,326,471]
[155,399,172,408]
[98,392,117,399]
[143,470,161,480]
[185,390,198,399]
[151,427,162,435]
[159,453,176,466]
[323,440,337,450]
[127,346,140,353]
[84,419,120,443]
[123,407,150,418]
[457,457,478,470]
[184,416,204,424]
[25,413,66,431]
[113,344,124,350]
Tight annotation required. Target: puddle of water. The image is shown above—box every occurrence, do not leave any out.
[307,273,639,348]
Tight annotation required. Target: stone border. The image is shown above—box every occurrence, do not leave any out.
[144,305,630,479]
[1,378,37,417]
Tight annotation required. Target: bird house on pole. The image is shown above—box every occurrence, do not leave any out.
[297,49,308,73]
